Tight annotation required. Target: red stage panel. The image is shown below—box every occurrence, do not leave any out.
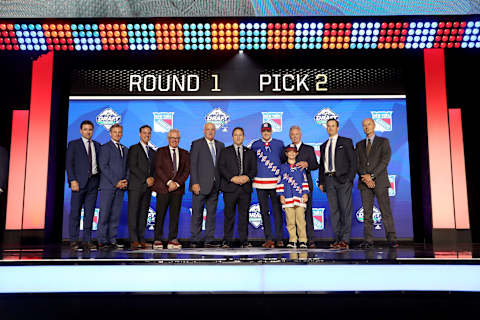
[423,48,455,229]
[22,52,54,229]
[5,110,29,230]
[448,108,470,229]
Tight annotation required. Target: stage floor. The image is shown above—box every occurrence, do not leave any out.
[1,242,478,265]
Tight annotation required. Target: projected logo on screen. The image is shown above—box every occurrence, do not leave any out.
[312,208,325,230]
[371,111,393,132]
[147,207,156,231]
[205,108,230,132]
[262,112,283,132]
[315,108,339,128]
[80,208,100,231]
[249,203,263,229]
[307,142,322,162]
[153,112,174,133]
[96,107,121,130]
[389,175,396,197]
[356,206,383,230]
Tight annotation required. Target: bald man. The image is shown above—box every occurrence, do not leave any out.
[356,118,398,248]
[189,123,225,248]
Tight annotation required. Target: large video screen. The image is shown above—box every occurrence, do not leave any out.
[62,96,413,240]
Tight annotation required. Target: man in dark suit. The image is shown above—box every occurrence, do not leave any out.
[127,125,156,250]
[356,118,398,248]
[98,123,128,249]
[318,119,356,250]
[152,128,190,250]
[218,127,257,248]
[66,120,101,251]
[189,122,225,248]
[282,125,319,248]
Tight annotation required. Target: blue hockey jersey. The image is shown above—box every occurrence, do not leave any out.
[276,163,309,208]
[250,138,284,189]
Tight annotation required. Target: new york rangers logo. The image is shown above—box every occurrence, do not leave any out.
[249,203,264,228]
[371,111,393,132]
[312,208,325,230]
[262,112,283,132]
[146,207,156,231]
[153,112,174,133]
[96,107,121,130]
[206,108,230,132]
[315,108,338,128]
[80,208,100,231]
[388,175,396,197]
[307,142,322,162]
[356,206,383,230]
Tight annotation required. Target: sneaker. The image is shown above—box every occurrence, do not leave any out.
[299,242,308,249]
[221,241,231,248]
[329,241,340,249]
[275,241,285,248]
[167,239,182,249]
[241,241,253,248]
[262,240,275,248]
[153,240,163,250]
[286,242,297,248]
[338,241,349,250]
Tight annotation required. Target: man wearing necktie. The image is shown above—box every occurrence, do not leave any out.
[356,118,398,248]
[127,125,156,250]
[189,122,225,248]
[218,127,257,248]
[98,123,129,249]
[318,119,356,250]
[152,129,190,250]
[66,120,101,251]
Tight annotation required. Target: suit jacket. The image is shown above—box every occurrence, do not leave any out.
[66,138,101,189]
[356,136,391,190]
[0,146,9,191]
[189,137,225,195]
[127,143,155,191]
[281,143,319,192]
[99,140,129,190]
[153,146,190,194]
[218,145,257,193]
[318,136,356,186]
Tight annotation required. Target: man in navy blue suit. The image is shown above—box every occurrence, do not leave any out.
[318,119,356,250]
[66,120,101,251]
[98,123,129,249]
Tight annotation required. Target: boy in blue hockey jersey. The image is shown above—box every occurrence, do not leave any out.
[251,122,285,248]
[277,144,309,249]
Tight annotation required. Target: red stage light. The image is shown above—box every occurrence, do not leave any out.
[456,35,463,41]
[445,22,452,28]
[162,23,168,30]
[267,23,273,29]
[393,36,399,42]
[401,29,407,35]
[345,23,352,29]
[7,24,14,30]
[0,24,6,30]
[438,22,445,28]
[338,30,344,36]
[6,44,12,50]
[400,36,406,42]
[459,29,465,35]
[325,23,330,29]
[289,23,295,29]
[402,22,409,29]
[339,23,345,29]
[442,35,448,42]
[60,38,66,44]
[451,29,457,35]
[387,29,393,35]
[388,22,394,29]
[454,42,461,48]
[68,45,74,50]
[274,23,281,29]
[4,38,10,44]
[331,30,337,36]
[106,24,112,30]
[380,29,386,36]
[394,29,400,35]
[54,44,60,50]
[379,36,385,42]
[395,22,402,29]
[109,44,115,50]
[324,30,330,36]
[178,43,184,50]
[53,38,59,44]
[444,29,450,35]
[61,45,67,50]
[378,43,384,49]
[440,43,447,48]
[332,23,337,29]
[381,22,387,28]
[386,36,392,42]
[282,23,288,29]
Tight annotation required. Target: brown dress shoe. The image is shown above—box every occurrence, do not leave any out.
[139,242,147,249]
[130,241,139,250]
[275,241,285,248]
[262,240,275,248]
[307,240,316,249]
[339,241,349,250]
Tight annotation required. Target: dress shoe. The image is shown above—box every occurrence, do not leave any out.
[275,241,285,248]
[358,241,374,249]
[262,240,275,248]
[130,241,140,250]
[98,243,110,250]
[241,241,253,248]
[307,240,316,249]
[204,242,221,248]
[167,239,182,249]
[329,241,340,249]
[109,243,120,250]
[139,242,147,249]
[81,242,97,251]
[153,241,163,250]
[221,241,231,248]
[338,241,349,250]
[70,241,81,251]
[190,242,203,248]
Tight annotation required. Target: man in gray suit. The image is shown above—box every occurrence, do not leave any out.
[356,118,398,248]
[189,122,225,248]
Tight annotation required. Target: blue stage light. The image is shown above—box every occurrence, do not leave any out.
[184,37,191,44]
[295,30,302,36]
[239,43,246,50]
[309,30,315,36]
[88,44,95,50]
[374,22,381,28]
[294,43,301,49]
[71,24,77,31]
[35,24,42,31]
[129,38,135,44]
[315,43,322,49]
[422,29,428,35]
[205,30,211,36]
[431,22,438,28]
[27,44,34,50]
[350,43,356,49]
[302,30,309,36]
[419,43,425,49]
[309,36,315,42]
[192,44,198,50]
[351,36,357,42]
[78,24,85,30]
[295,23,302,29]
[15,31,22,37]
[428,36,434,42]
[468,42,474,48]
[141,31,148,37]
[410,22,416,28]
[198,37,205,43]
[365,36,371,42]
[364,43,370,49]
[239,23,245,30]
[316,30,323,36]
[246,37,252,43]
[81,44,88,50]
[357,43,363,49]
[205,43,212,50]
[414,36,420,42]
[18,38,24,44]
[246,23,252,29]
[371,43,377,49]
[253,43,260,49]
[301,43,307,49]
[303,23,309,29]
[87,38,93,44]
[302,36,308,42]
[86,31,92,37]
[358,36,364,42]
[41,45,47,50]
[366,29,372,36]
[372,36,378,42]
[94,38,100,44]
[367,22,373,29]
[246,43,253,50]
[308,43,314,49]
[475,21,480,27]
[352,30,358,36]
[79,31,86,37]
[246,30,253,36]
[373,29,379,35]
[405,43,412,49]
[25,38,31,44]
[466,28,472,34]
[426,43,433,48]
[135,38,142,44]
[261,23,267,29]
[84,24,91,30]
[19,44,26,50]
[317,23,323,29]
[353,23,359,29]
[198,44,205,50]
[260,37,266,43]
[309,23,315,29]
[80,38,87,44]
[421,36,427,42]
[412,43,419,49]
[189,23,196,30]
[472,35,478,41]
[253,37,259,43]
[359,29,365,36]
[408,29,414,35]
[415,29,421,35]
[429,29,436,35]
[260,43,266,49]
[205,38,211,43]
[254,23,260,29]
[74,38,80,44]
[473,29,479,35]
[204,23,211,30]
[476,42,480,48]
[467,21,474,28]
[316,36,322,42]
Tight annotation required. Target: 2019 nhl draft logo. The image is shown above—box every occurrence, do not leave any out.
[312,208,325,230]
[315,108,339,128]
[371,111,393,132]
[205,108,230,132]
[96,107,121,130]
[153,112,174,133]
[249,203,264,229]
[262,112,283,132]
[388,175,396,197]
[356,206,383,230]
[80,208,100,231]
[147,207,156,231]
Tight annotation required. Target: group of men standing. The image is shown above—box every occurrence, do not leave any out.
[66,116,398,251]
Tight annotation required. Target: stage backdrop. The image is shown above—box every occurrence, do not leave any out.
[62,96,413,240]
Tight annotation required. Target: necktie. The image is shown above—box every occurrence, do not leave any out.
[172,148,177,175]
[116,143,123,158]
[366,138,372,156]
[236,147,242,175]
[145,145,149,159]
[328,138,333,172]
[209,141,216,166]
[87,140,93,175]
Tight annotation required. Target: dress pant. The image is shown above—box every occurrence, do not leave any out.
[223,189,251,242]
[325,175,353,244]
[69,175,99,242]
[256,188,284,241]
[305,190,315,241]
[127,188,152,242]
[97,188,125,244]
[284,206,307,243]
[360,186,397,243]
[190,188,219,243]
[155,192,183,241]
